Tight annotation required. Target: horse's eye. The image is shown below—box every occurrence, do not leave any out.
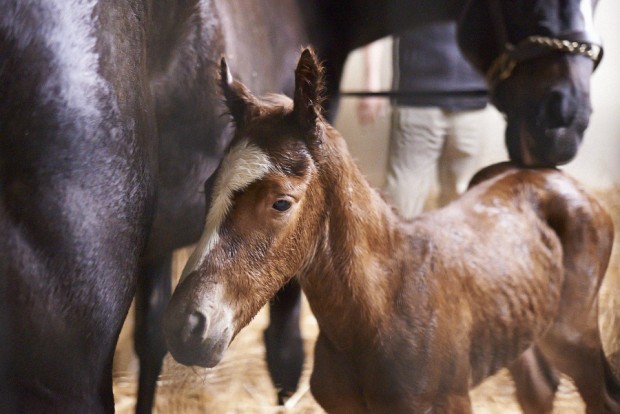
[272,199,292,212]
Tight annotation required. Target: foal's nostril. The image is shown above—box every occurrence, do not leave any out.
[184,311,208,342]
[543,90,576,128]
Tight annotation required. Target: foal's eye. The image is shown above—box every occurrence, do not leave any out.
[272,199,292,212]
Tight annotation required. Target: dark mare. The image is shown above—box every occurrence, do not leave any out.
[0,1,455,412]
[0,0,604,413]
[458,0,603,166]
[163,48,620,413]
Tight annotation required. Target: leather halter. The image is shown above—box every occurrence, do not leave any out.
[485,0,604,88]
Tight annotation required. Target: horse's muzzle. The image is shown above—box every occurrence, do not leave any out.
[539,89,578,129]
[163,274,234,368]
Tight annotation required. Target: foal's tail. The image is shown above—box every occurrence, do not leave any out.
[540,169,614,307]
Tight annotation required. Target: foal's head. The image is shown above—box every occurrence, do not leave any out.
[163,49,327,367]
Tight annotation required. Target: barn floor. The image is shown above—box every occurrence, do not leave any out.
[113,189,620,413]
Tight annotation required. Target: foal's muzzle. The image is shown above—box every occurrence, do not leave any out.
[163,273,234,368]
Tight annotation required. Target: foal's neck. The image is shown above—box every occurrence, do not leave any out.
[301,126,403,349]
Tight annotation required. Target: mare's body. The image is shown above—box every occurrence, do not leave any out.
[1,1,312,412]
[164,49,620,413]
[0,0,463,411]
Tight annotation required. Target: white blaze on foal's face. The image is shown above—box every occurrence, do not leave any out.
[180,138,272,281]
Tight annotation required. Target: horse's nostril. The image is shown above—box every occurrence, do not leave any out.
[543,90,576,128]
[186,311,208,340]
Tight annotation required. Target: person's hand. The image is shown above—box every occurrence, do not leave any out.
[356,40,387,125]
[357,97,386,125]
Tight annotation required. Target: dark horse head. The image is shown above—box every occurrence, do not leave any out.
[459,0,603,167]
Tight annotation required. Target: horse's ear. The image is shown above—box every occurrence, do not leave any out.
[219,57,259,127]
[293,48,326,135]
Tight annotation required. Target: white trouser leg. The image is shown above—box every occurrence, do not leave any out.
[437,108,489,207]
[384,106,446,219]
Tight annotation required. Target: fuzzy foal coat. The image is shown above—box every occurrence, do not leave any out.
[163,50,619,413]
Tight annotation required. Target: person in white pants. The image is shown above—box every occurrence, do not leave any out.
[385,106,489,217]
[358,23,492,219]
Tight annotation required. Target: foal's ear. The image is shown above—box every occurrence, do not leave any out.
[293,48,326,135]
[219,57,259,127]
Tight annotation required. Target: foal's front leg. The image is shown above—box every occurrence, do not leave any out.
[310,334,368,413]
[365,393,472,414]
[509,346,559,414]
[311,334,472,413]
[432,394,473,414]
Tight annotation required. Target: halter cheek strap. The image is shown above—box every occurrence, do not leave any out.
[486,34,604,87]
[484,0,604,88]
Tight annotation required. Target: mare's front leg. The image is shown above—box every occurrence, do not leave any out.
[0,1,155,411]
[264,279,304,404]
[134,255,172,414]
[0,135,153,413]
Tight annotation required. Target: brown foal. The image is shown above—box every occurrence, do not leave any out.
[163,49,620,413]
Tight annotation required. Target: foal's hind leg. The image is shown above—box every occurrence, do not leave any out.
[134,255,172,414]
[509,346,559,414]
[539,326,620,413]
[538,180,620,412]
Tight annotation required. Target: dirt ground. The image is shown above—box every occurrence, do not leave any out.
[113,188,620,413]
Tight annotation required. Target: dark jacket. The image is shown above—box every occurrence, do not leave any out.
[393,22,488,110]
